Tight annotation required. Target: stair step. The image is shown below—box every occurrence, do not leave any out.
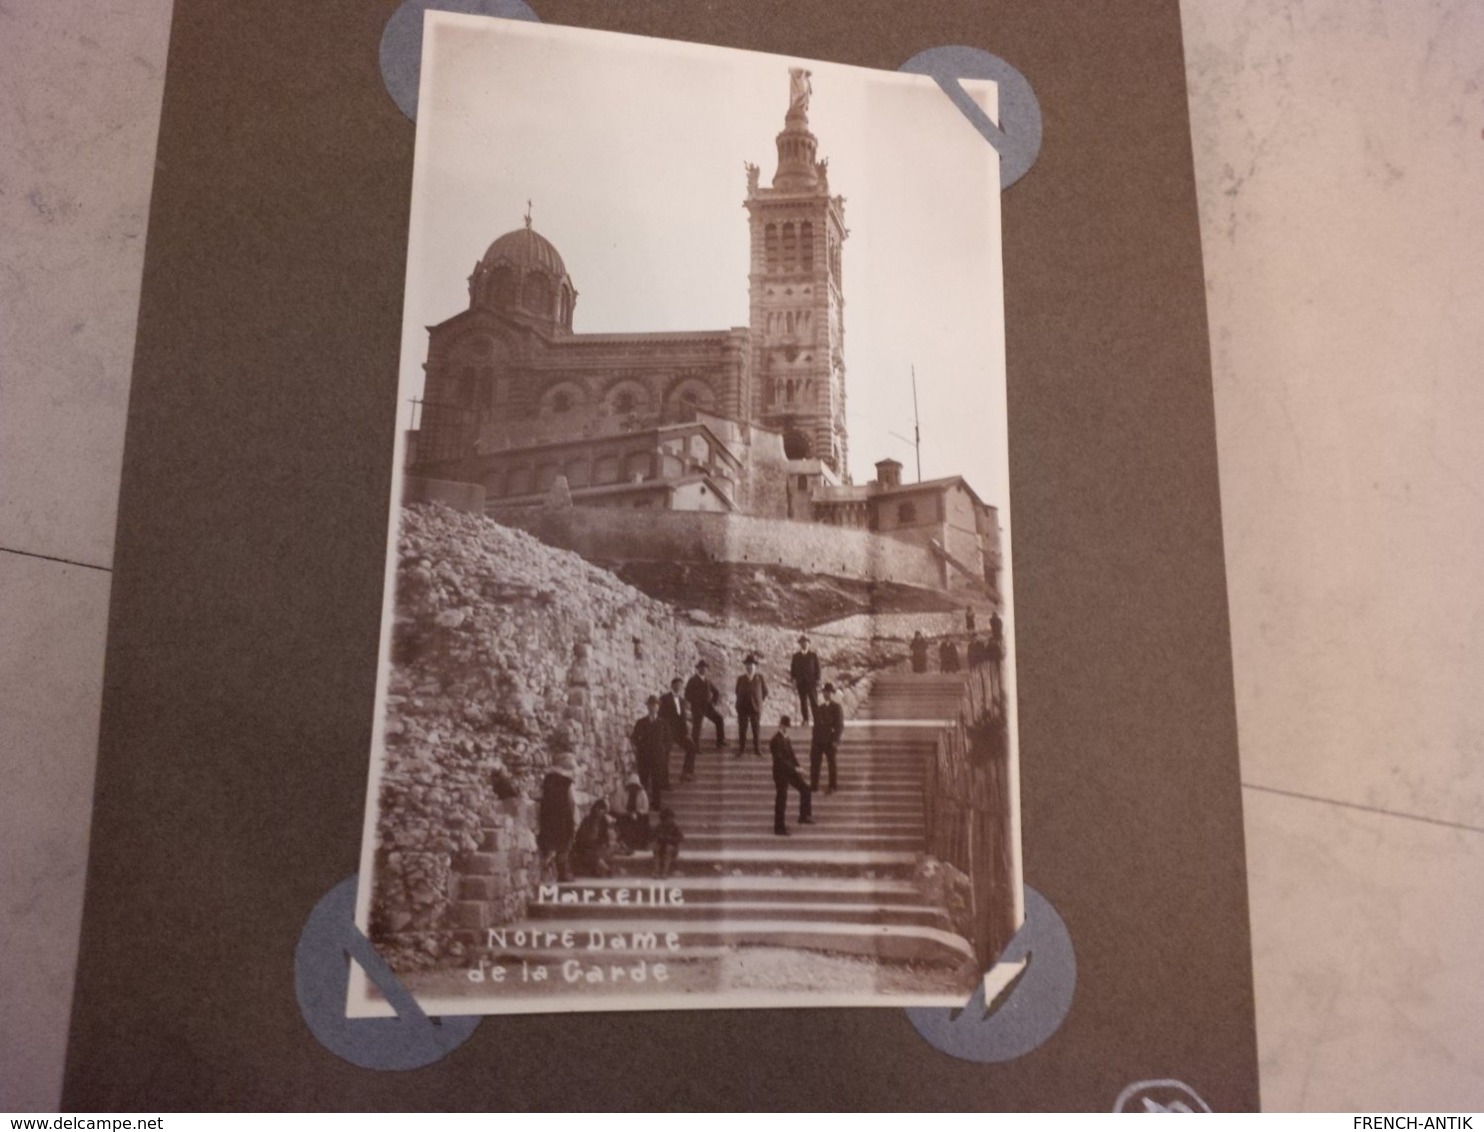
[678,779,924,789]
[665,801,922,813]
[606,848,920,878]
[682,831,923,851]
[663,819,922,835]
[532,875,925,904]
[665,800,922,812]
[529,900,948,928]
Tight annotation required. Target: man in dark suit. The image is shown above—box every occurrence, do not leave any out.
[630,695,670,811]
[809,681,846,794]
[734,654,768,758]
[789,634,822,725]
[685,659,725,751]
[658,677,697,782]
[770,715,813,835]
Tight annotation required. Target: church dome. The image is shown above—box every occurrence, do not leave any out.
[480,224,568,277]
[468,219,577,332]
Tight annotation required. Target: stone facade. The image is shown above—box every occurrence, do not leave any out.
[811,460,1002,596]
[744,67,850,476]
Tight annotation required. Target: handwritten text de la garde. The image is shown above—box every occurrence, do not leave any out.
[467,883,685,986]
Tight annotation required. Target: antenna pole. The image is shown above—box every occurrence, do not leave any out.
[911,364,922,483]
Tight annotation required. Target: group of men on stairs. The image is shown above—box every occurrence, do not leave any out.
[538,634,856,883]
[631,634,848,836]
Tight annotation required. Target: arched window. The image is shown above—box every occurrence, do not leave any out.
[800,221,814,270]
[477,370,494,420]
[666,378,714,421]
[525,273,553,317]
[491,267,516,307]
[782,222,797,271]
[765,224,779,272]
[604,380,649,418]
[540,383,583,417]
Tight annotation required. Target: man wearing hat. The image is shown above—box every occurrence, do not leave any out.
[734,654,768,758]
[630,695,671,811]
[685,659,725,752]
[789,634,822,726]
[770,714,813,835]
[810,682,846,794]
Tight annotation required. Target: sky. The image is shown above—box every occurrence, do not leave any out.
[401,13,1009,509]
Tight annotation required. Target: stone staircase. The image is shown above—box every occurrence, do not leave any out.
[513,672,979,970]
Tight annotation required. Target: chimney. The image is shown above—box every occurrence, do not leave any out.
[874,458,903,489]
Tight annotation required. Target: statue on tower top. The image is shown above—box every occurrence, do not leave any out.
[788,68,812,118]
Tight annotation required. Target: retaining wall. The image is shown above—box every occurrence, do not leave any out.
[499,506,945,590]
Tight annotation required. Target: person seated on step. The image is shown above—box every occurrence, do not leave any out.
[652,807,684,879]
[769,714,813,835]
[572,798,615,878]
[613,771,651,855]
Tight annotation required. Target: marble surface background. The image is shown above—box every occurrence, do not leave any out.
[2,0,1482,1111]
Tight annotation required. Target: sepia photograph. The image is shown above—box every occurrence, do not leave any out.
[349,11,1022,1017]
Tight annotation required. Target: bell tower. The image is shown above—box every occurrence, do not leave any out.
[744,68,849,478]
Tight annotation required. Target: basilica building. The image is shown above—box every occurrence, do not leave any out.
[409,70,1000,593]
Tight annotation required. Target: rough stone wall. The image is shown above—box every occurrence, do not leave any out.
[372,504,694,969]
[497,506,942,590]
